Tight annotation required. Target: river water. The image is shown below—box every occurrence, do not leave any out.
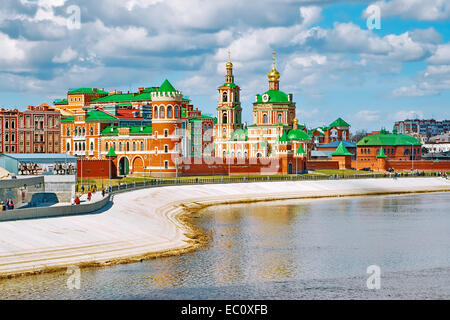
[1,192,449,299]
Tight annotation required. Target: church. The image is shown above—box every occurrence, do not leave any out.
[214,51,312,165]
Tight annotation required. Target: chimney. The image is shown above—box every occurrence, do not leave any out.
[138,87,144,94]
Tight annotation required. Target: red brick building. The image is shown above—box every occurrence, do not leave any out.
[0,104,61,154]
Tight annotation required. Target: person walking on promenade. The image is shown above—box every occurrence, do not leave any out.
[87,191,92,201]
[74,195,80,205]
[7,199,14,210]
[102,189,105,197]
[81,185,85,193]
[0,201,4,211]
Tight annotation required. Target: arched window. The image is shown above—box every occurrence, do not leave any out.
[244,151,248,158]
[160,106,165,118]
[223,150,226,158]
[66,142,70,151]
[126,142,130,151]
[90,127,94,135]
[82,142,85,151]
[164,145,168,153]
[106,142,108,150]
[278,113,282,124]
[75,143,78,151]
[174,106,179,118]
[222,112,227,124]
[90,142,94,151]
[167,106,173,118]
[222,91,228,102]
[133,142,136,151]
[154,106,158,119]
[263,114,268,124]
[404,149,410,155]
[82,127,85,136]
[119,142,122,151]
[140,141,144,151]
[66,128,70,136]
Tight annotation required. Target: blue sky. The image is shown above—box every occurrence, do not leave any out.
[0,0,449,132]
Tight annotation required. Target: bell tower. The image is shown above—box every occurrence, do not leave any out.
[216,51,242,140]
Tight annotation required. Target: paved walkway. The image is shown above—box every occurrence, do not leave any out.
[0,178,449,278]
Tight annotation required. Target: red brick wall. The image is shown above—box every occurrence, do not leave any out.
[354,159,450,171]
[77,159,117,179]
[306,160,339,170]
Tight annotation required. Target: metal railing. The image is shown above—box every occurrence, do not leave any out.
[103,171,447,195]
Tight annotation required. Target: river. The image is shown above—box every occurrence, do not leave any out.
[1,192,449,299]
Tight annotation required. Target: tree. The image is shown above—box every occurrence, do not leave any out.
[350,130,368,143]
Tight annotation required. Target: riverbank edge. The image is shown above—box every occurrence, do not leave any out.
[1,180,449,279]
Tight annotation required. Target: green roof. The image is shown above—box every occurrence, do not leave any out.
[68,88,108,95]
[158,79,177,93]
[105,146,117,157]
[221,82,237,88]
[357,132,422,146]
[277,131,289,143]
[329,117,350,128]
[61,116,75,122]
[101,126,119,135]
[255,90,291,103]
[287,129,311,141]
[91,92,152,103]
[53,99,68,105]
[377,147,387,158]
[296,144,306,155]
[331,142,353,156]
[129,126,152,135]
[85,110,117,122]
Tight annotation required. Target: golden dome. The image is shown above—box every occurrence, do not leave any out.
[268,68,280,82]
[268,50,280,82]
[293,117,298,124]
[226,61,233,69]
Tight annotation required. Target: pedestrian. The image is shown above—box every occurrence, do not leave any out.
[7,199,14,210]
[74,196,80,205]
[2,201,6,211]
[81,185,85,193]
[71,195,75,205]
[0,201,4,211]
[87,191,92,201]
[102,189,105,197]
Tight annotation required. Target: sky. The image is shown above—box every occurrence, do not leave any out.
[0,0,449,132]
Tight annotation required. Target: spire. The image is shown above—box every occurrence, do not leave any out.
[268,50,280,90]
[225,49,234,81]
[331,142,353,156]
[377,147,387,158]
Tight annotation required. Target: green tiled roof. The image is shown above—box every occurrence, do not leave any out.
[129,126,152,135]
[158,79,177,93]
[287,129,311,141]
[221,83,237,88]
[277,131,289,142]
[106,146,117,157]
[296,144,306,155]
[61,116,75,122]
[331,142,353,156]
[68,88,108,95]
[85,110,117,122]
[329,117,350,128]
[101,126,119,135]
[53,99,68,105]
[357,132,421,146]
[91,92,152,103]
[377,147,387,158]
[255,90,291,103]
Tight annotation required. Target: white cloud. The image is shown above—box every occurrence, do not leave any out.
[52,47,77,63]
[391,110,425,120]
[427,44,450,64]
[299,6,322,27]
[355,110,380,121]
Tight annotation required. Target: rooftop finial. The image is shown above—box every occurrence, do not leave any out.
[272,50,276,68]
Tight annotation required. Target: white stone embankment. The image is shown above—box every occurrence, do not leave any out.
[0,177,449,278]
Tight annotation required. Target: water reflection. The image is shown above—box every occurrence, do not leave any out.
[0,192,449,299]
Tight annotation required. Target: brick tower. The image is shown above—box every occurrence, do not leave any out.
[150,79,183,177]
